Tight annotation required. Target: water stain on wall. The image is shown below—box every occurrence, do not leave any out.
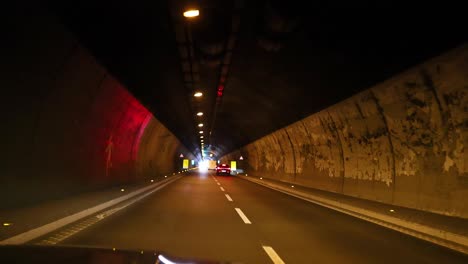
[225,44,468,217]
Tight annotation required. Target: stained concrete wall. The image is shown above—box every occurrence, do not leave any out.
[223,44,468,218]
[0,7,192,209]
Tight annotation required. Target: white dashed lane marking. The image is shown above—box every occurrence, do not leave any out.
[220,187,225,192]
[235,208,251,224]
[225,194,233,202]
[262,246,285,264]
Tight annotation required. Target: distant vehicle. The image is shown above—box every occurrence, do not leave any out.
[208,160,217,170]
[216,164,231,175]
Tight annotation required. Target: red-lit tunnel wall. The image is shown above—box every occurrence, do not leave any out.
[0,8,193,209]
[223,44,468,218]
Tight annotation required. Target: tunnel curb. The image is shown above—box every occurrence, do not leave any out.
[240,176,468,255]
[0,176,182,245]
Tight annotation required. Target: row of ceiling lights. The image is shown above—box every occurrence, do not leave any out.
[184,8,206,158]
[185,3,234,160]
[195,92,204,156]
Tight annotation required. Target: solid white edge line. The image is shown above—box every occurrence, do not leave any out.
[241,177,468,254]
[262,246,285,264]
[0,176,182,245]
[220,187,225,192]
[225,194,233,202]
[235,208,251,224]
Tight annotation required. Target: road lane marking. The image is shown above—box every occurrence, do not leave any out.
[39,187,167,245]
[220,187,225,192]
[217,182,221,185]
[235,208,251,224]
[225,194,233,202]
[262,246,285,264]
[0,176,182,245]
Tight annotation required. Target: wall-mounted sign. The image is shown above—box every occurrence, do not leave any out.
[231,161,237,171]
[182,159,189,169]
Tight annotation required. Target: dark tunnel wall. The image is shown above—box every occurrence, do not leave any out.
[136,116,191,179]
[223,44,468,218]
[0,8,192,210]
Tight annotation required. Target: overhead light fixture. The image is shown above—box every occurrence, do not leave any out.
[200,136,204,138]
[197,112,203,116]
[183,9,199,18]
[198,123,203,127]
[199,131,203,134]
[201,140,204,142]
[194,92,203,97]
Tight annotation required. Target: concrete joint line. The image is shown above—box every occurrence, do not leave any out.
[241,177,468,255]
[0,176,182,245]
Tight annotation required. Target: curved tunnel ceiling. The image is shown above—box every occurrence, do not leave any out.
[43,0,467,157]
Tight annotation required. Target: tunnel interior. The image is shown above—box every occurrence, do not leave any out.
[1,0,467,219]
[42,0,467,157]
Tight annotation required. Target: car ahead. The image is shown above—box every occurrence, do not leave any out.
[216,164,231,175]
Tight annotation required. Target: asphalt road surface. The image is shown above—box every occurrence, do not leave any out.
[61,172,468,263]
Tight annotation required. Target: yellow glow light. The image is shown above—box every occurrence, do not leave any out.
[121,189,125,192]
[198,123,203,127]
[3,223,12,227]
[183,9,199,18]
[197,112,203,116]
[194,92,203,97]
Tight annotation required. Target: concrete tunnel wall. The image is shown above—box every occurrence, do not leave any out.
[223,44,468,218]
[0,8,193,210]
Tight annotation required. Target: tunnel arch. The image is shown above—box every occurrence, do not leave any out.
[0,7,193,210]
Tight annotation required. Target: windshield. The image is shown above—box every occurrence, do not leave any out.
[1,1,467,264]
